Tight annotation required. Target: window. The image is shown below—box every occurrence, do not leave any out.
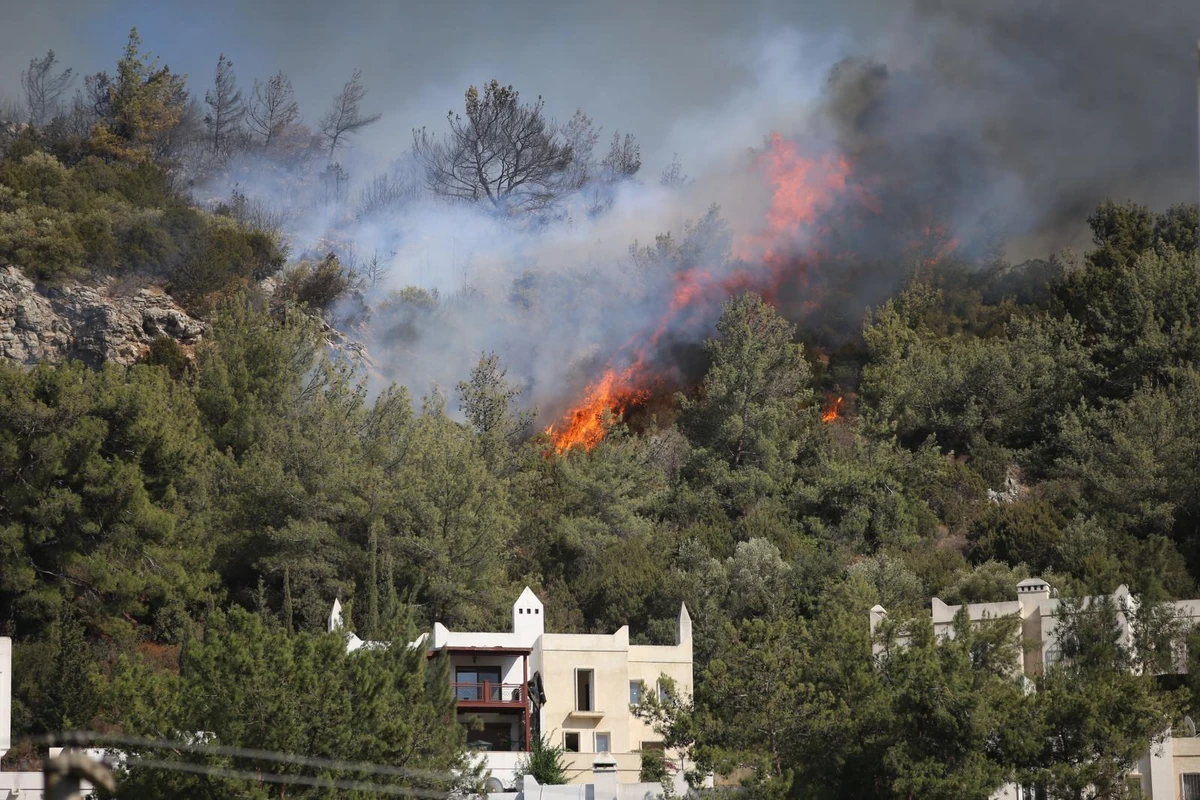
[1184,773,1200,800]
[658,680,670,703]
[564,732,580,752]
[576,668,594,711]
[455,667,501,702]
[629,680,643,705]
[595,732,610,753]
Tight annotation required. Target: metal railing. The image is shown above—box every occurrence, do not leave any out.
[453,682,525,704]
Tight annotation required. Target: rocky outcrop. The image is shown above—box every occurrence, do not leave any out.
[0,265,206,368]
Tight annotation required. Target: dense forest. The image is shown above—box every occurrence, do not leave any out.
[2,27,1200,800]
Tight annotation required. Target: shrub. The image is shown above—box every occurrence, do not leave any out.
[0,151,85,210]
[171,216,285,302]
[0,207,87,281]
[639,748,670,784]
[275,253,357,312]
[142,336,191,380]
[514,734,571,786]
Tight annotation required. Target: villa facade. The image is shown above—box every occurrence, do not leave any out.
[870,578,1200,800]
[331,587,694,793]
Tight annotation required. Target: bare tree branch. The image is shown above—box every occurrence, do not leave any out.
[22,50,75,127]
[247,71,299,149]
[660,152,692,190]
[412,80,575,215]
[319,68,381,160]
[203,53,243,156]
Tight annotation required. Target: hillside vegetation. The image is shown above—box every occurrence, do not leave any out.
[2,27,1200,800]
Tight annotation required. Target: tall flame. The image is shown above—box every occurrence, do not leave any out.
[821,396,844,423]
[544,366,649,454]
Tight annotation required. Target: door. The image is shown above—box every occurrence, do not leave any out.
[456,667,502,701]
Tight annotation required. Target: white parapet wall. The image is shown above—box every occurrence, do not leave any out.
[1,636,10,762]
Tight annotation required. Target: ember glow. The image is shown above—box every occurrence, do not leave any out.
[821,396,844,423]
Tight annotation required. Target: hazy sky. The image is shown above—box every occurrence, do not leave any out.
[0,0,873,170]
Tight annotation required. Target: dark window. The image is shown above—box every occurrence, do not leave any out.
[576,669,594,711]
[564,732,580,752]
[1184,773,1200,800]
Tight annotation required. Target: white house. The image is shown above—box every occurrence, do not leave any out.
[870,578,1200,800]
[331,588,696,794]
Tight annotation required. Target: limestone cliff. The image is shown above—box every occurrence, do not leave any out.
[0,265,206,368]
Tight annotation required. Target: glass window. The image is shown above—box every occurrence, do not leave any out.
[564,732,580,752]
[595,732,610,753]
[658,680,670,702]
[629,680,643,705]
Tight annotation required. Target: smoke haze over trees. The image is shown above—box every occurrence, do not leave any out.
[1,3,1200,797]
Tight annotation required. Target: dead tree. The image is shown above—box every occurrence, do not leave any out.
[601,131,641,181]
[22,51,74,127]
[246,71,299,149]
[660,152,692,190]
[203,53,243,156]
[319,68,380,160]
[412,80,574,214]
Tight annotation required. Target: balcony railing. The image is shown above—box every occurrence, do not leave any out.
[454,681,526,705]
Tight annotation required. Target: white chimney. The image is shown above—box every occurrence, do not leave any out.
[1017,578,1052,618]
[592,757,619,800]
[676,603,692,646]
[328,598,344,633]
[512,587,544,642]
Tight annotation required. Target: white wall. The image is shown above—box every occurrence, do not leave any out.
[1,636,10,762]
[0,771,44,800]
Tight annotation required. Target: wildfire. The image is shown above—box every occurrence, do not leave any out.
[734,133,859,283]
[545,131,929,454]
[821,396,844,423]
[544,367,649,454]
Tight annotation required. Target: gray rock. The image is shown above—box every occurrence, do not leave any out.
[0,265,206,367]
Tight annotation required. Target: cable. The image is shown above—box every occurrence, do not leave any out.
[43,731,469,785]
[119,755,450,798]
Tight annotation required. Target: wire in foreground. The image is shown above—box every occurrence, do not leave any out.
[119,755,451,798]
[44,731,469,786]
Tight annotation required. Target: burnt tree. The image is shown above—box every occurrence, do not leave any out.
[413,80,574,214]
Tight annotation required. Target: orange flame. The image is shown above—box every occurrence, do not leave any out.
[545,367,649,454]
[821,396,844,423]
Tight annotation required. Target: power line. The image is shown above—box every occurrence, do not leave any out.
[43,731,477,788]
[118,755,451,798]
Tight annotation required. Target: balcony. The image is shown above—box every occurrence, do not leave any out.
[454,681,526,709]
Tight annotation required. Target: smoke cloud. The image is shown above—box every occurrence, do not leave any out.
[2,0,1197,420]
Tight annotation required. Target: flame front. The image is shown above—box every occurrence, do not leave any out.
[545,367,648,454]
[734,133,858,274]
[821,396,844,423]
